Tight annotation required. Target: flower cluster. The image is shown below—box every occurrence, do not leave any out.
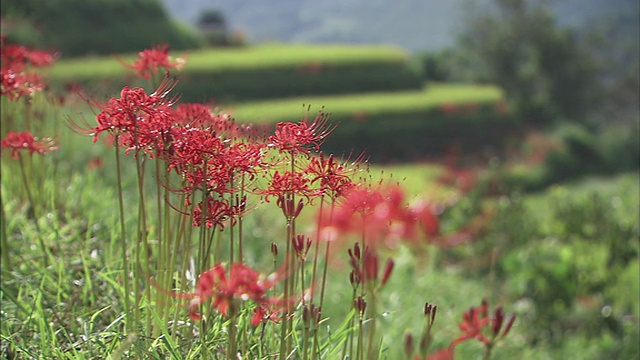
[1,35,58,100]
[179,263,287,326]
[318,184,436,248]
[1,131,58,158]
[64,44,520,359]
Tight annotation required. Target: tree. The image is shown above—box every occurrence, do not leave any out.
[449,0,601,125]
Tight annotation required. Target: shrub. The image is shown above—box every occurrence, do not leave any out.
[2,0,205,56]
[595,122,640,173]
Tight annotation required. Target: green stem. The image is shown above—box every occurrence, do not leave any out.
[114,139,132,333]
[228,302,238,360]
[483,343,494,360]
[310,197,325,301]
[18,154,49,267]
[319,200,336,310]
[0,186,12,271]
[366,293,378,360]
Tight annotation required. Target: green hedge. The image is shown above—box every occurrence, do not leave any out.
[47,45,423,101]
[231,83,515,161]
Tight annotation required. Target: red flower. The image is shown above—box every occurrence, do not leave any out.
[72,76,178,147]
[1,131,58,158]
[181,263,288,325]
[449,299,516,350]
[25,49,59,67]
[318,184,417,247]
[1,68,45,100]
[1,39,57,100]
[409,200,440,238]
[268,110,335,155]
[174,103,239,136]
[1,41,58,70]
[262,170,314,203]
[189,196,230,229]
[119,44,185,79]
[306,152,360,199]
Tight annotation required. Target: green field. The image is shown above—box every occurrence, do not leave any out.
[2,42,639,360]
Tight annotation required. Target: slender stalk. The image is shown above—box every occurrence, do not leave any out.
[0,187,12,271]
[237,175,246,263]
[18,154,49,267]
[310,196,325,301]
[318,200,336,310]
[278,217,293,360]
[114,138,132,333]
[483,343,494,360]
[366,294,378,360]
[228,302,238,360]
[357,309,364,360]
[152,155,166,338]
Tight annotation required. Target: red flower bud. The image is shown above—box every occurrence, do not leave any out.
[380,259,394,287]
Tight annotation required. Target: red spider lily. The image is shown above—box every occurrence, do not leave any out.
[223,140,266,180]
[174,103,239,136]
[118,43,185,79]
[449,299,516,350]
[409,200,440,238]
[71,76,179,147]
[318,184,417,247]
[25,49,59,67]
[292,234,312,261]
[252,302,289,326]
[1,131,58,158]
[165,126,224,169]
[1,39,57,100]
[174,262,290,325]
[268,110,336,155]
[163,126,232,194]
[262,170,315,203]
[1,41,58,71]
[189,196,230,229]
[306,152,361,199]
[277,195,304,220]
[0,68,45,100]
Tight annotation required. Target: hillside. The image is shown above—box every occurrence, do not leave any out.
[160,0,638,52]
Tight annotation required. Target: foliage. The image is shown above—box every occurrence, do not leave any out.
[498,121,639,192]
[1,0,204,56]
[447,0,601,125]
[429,171,639,359]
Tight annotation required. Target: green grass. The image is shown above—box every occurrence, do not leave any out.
[229,83,504,124]
[2,61,638,359]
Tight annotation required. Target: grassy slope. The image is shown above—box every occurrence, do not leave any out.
[47,44,412,80]
[228,83,504,124]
